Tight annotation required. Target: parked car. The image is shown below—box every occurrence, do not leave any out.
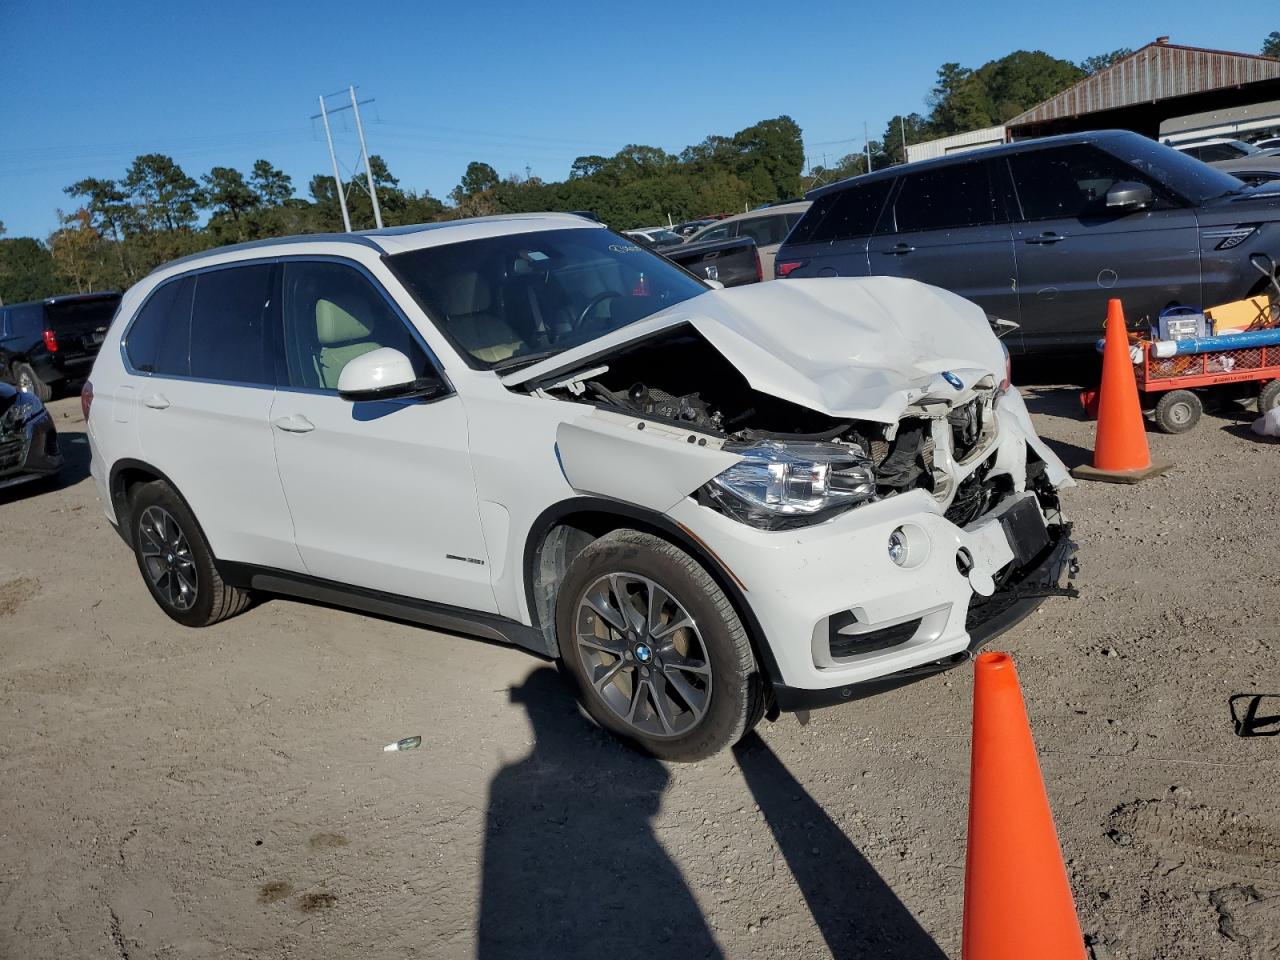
[0,379,62,493]
[0,292,121,400]
[776,130,1280,353]
[1250,136,1280,151]
[87,214,1073,760]
[660,234,761,287]
[1172,137,1259,163]
[674,218,717,237]
[623,227,685,250]
[685,201,810,280]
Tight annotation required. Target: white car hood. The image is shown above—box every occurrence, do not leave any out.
[503,277,1006,422]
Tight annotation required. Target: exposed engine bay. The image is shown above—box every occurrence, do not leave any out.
[529,324,1036,526]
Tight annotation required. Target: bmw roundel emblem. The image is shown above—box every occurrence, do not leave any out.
[942,371,964,390]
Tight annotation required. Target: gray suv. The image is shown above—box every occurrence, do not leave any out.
[776,130,1280,353]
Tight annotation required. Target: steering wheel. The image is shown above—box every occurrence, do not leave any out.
[574,291,626,331]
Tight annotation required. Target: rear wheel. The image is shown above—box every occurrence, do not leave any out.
[1153,389,1201,434]
[1258,379,1280,415]
[12,362,51,402]
[556,529,763,762]
[128,481,250,627]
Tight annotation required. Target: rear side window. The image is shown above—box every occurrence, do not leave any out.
[694,223,734,243]
[125,277,195,375]
[189,264,280,386]
[1199,143,1246,162]
[787,180,892,245]
[10,305,45,338]
[891,163,997,232]
[737,215,792,248]
[1008,144,1169,220]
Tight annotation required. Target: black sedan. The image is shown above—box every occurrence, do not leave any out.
[0,380,62,492]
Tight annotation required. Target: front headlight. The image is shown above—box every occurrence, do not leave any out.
[702,440,876,530]
[0,390,45,432]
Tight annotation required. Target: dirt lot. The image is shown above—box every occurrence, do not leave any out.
[1,385,1278,960]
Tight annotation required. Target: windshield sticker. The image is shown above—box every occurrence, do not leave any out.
[527,250,549,261]
[609,243,642,254]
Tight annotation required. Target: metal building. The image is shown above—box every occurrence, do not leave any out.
[904,38,1280,161]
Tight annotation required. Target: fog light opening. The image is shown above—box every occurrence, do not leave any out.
[888,528,909,566]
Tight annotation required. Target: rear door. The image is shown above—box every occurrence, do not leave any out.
[127,263,299,570]
[866,159,1021,336]
[1004,143,1200,351]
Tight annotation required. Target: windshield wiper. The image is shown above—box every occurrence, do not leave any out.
[493,350,562,373]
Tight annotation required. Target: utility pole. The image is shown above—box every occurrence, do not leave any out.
[349,86,383,230]
[316,95,352,232]
[864,122,873,173]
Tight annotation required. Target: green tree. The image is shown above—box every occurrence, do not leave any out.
[123,154,201,232]
[201,167,259,222]
[1079,48,1133,74]
[928,52,1083,136]
[453,161,500,200]
[1264,32,1280,58]
[249,160,294,206]
[878,113,932,167]
[0,236,58,303]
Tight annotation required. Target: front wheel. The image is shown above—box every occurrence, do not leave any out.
[555,529,764,761]
[1153,389,1202,434]
[1258,379,1280,415]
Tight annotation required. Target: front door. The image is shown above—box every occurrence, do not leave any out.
[269,258,497,613]
[866,159,1022,345]
[1003,143,1201,352]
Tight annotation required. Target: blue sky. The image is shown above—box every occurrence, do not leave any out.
[1,1,1275,238]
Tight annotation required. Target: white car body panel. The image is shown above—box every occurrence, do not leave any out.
[86,215,1071,703]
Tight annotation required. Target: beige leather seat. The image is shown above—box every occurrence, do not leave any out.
[315,299,381,389]
[440,271,524,363]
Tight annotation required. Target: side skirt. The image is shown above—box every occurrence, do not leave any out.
[216,561,553,658]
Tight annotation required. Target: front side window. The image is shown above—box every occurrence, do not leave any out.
[1199,143,1247,162]
[693,223,733,243]
[125,276,195,376]
[1009,144,1176,221]
[386,227,709,370]
[281,260,433,391]
[189,264,279,386]
[892,163,997,232]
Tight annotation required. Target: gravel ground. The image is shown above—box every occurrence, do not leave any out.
[1,383,1278,960]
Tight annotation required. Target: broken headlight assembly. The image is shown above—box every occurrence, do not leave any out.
[0,390,45,434]
[702,441,876,530]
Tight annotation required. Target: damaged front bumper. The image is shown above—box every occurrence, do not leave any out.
[769,525,1077,711]
[0,410,62,492]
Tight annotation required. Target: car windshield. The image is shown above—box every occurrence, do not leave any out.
[386,227,709,370]
[1102,133,1245,202]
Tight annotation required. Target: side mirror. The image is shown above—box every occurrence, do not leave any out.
[337,347,445,403]
[1105,181,1153,211]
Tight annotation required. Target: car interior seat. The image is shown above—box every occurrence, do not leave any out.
[315,298,383,389]
[439,270,524,363]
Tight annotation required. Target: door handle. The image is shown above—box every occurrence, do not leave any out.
[272,414,315,434]
[880,243,915,255]
[1025,232,1065,245]
[142,394,170,410]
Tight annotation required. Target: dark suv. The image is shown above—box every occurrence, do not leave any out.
[776,130,1280,353]
[0,292,121,400]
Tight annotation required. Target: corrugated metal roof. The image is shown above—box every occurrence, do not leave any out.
[1008,42,1280,126]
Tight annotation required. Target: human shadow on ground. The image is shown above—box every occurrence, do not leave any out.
[477,667,723,960]
[734,733,947,960]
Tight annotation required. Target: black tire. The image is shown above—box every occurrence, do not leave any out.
[128,480,250,627]
[1258,379,1280,415]
[1153,389,1201,434]
[555,529,764,762]
[12,362,51,402]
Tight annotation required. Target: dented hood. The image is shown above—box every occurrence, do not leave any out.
[503,277,1006,422]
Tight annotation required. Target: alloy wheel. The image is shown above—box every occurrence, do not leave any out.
[574,572,713,739]
[137,505,198,611]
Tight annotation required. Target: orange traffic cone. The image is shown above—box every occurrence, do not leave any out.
[963,652,1086,960]
[1072,298,1171,483]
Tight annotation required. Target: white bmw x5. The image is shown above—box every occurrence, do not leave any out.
[86,213,1075,760]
